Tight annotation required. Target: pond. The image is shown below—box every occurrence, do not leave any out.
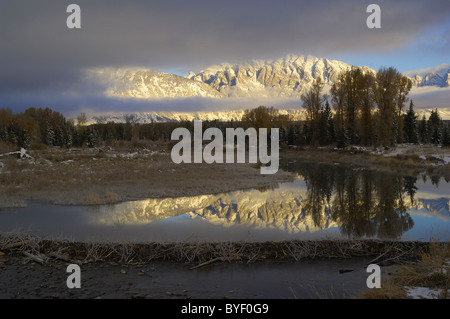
[0,162,449,242]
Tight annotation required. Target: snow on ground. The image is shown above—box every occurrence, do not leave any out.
[0,148,34,160]
[443,155,450,165]
[370,144,449,163]
[404,286,445,299]
[120,152,138,158]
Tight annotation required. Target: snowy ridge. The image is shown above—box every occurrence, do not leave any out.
[85,56,449,121]
[187,55,376,98]
[88,67,225,99]
[407,64,450,88]
[410,72,450,88]
[90,55,374,100]
[91,55,449,102]
[88,109,307,124]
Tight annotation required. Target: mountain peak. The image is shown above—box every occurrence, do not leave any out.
[186,54,368,98]
[403,63,450,88]
[89,67,226,99]
[91,56,448,101]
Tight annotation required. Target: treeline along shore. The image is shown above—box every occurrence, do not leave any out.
[1,66,450,152]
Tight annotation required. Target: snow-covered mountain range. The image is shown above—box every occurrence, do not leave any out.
[90,109,306,124]
[185,55,377,98]
[94,55,449,100]
[89,67,225,99]
[86,55,449,123]
[407,64,450,88]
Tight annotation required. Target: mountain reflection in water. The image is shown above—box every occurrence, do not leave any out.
[90,162,449,241]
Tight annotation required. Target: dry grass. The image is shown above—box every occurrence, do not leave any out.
[0,144,294,206]
[0,141,17,154]
[357,241,449,299]
[357,284,409,299]
[1,232,445,299]
[2,142,448,207]
[0,232,432,267]
[282,144,450,178]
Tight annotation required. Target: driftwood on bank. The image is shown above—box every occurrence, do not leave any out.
[0,148,33,160]
[189,257,230,270]
[0,232,437,267]
[23,252,48,264]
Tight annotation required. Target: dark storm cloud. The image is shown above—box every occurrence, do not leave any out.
[1,0,449,115]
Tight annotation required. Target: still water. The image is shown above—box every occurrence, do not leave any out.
[0,162,449,242]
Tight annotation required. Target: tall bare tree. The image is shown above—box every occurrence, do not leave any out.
[77,112,88,126]
[373,67,412,146]
[301,77,327,146]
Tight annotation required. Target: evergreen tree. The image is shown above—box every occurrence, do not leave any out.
[62,124,73,148]
[279,126,288,147]
[85,128,99,148]
[287,125,295,146]
[45,124,55,146]
[0,108,13,143]
[441,122,450,147]
[0,128,7,143]
[418,114,428,144]
[318,101,332,145]
[403,100,418,143]
[300,122,312,146]
[328,115,336,144]
[428,109,442,145]
[336,127,349,149]
[288,123,301,146]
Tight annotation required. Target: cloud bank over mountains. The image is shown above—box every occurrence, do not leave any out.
[82,55,450,120]
[0,1,449,118]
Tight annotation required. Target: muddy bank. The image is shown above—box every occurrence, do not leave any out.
[0,146,294,208]
[1,144,448,208]
[0,233,432,265]
[0,256,388,299]
[0,234,447,300]
[282,144,450,178]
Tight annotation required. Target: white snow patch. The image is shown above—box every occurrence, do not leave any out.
[121,152,138,158]
[0,148,34,160]
[443,155,450,164]
[404,286,445,299]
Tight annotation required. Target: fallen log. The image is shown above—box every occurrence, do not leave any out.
[189,257,229,270]
[0,148,33,160]
[23,252,48,264]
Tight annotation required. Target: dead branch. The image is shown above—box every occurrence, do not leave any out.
[190,257,229,270]
[23,252,48,264]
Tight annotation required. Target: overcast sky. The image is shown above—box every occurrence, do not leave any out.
[1,0,449,117]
